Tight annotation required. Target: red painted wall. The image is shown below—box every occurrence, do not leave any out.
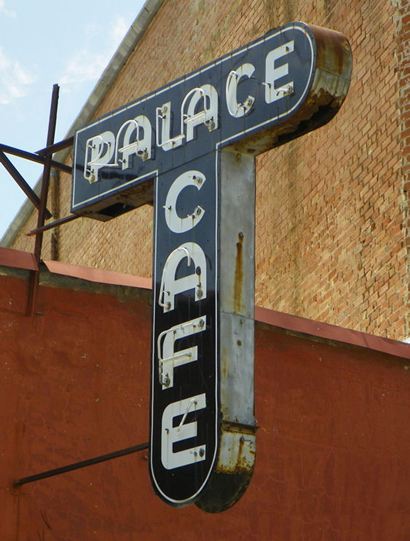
[0,271,409,540]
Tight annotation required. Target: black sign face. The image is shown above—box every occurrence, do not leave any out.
[152,153,217,504]
[72,21,352,509]
[72,23,316,217]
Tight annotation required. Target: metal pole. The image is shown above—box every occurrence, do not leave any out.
[27,84,60,316]
[35,83,60,256]
[14,442,149,487]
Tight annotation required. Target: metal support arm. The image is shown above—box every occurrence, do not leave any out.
[14,442,149,487]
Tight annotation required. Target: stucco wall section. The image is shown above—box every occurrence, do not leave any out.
[0,271,409,539]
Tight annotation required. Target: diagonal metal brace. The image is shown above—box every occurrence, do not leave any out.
[27,213,80,236]
[0,151,52,218]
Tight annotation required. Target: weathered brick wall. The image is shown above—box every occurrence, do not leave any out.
[397,0,410,337]
[255,0,405,338]
[10,0,409,339]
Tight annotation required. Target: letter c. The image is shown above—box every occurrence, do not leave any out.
[226,63,255,118]
[164,170,206,233]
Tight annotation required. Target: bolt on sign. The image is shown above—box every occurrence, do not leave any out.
[72,22,352,511]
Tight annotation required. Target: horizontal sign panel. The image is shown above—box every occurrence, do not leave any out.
[72,22,351,220]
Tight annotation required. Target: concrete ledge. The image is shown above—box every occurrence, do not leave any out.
[0,247,38,270]
[256,306,410,361]
[44,260,151,290]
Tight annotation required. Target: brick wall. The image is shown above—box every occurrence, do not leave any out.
[10,0,409,340]
[397,0,410,337]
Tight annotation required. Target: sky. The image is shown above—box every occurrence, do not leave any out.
[0,0,145,241]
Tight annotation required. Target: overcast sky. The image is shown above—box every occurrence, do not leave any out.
[0,0,144,241]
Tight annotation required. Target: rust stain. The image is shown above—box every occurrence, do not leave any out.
[234,232,243,313]
[311,24,350,76]
[217,422,256,475]
[221,352,229,381]
[217,435,254,475]
[235,436,246,471]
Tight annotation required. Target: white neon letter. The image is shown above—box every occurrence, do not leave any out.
[226,63,255,118]
[116,115,152,168]
[265,40,294,103]
[183,84,218,142]
[156,101,184,151]
[158,316,206,389]
[164,170,206,233]
[161,394,206,470]
[84,131,115,183]
[159,242,207,313]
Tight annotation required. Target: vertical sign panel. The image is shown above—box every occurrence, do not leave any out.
[151,154,218,504]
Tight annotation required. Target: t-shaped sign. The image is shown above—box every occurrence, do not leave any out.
[72,22,352,512]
